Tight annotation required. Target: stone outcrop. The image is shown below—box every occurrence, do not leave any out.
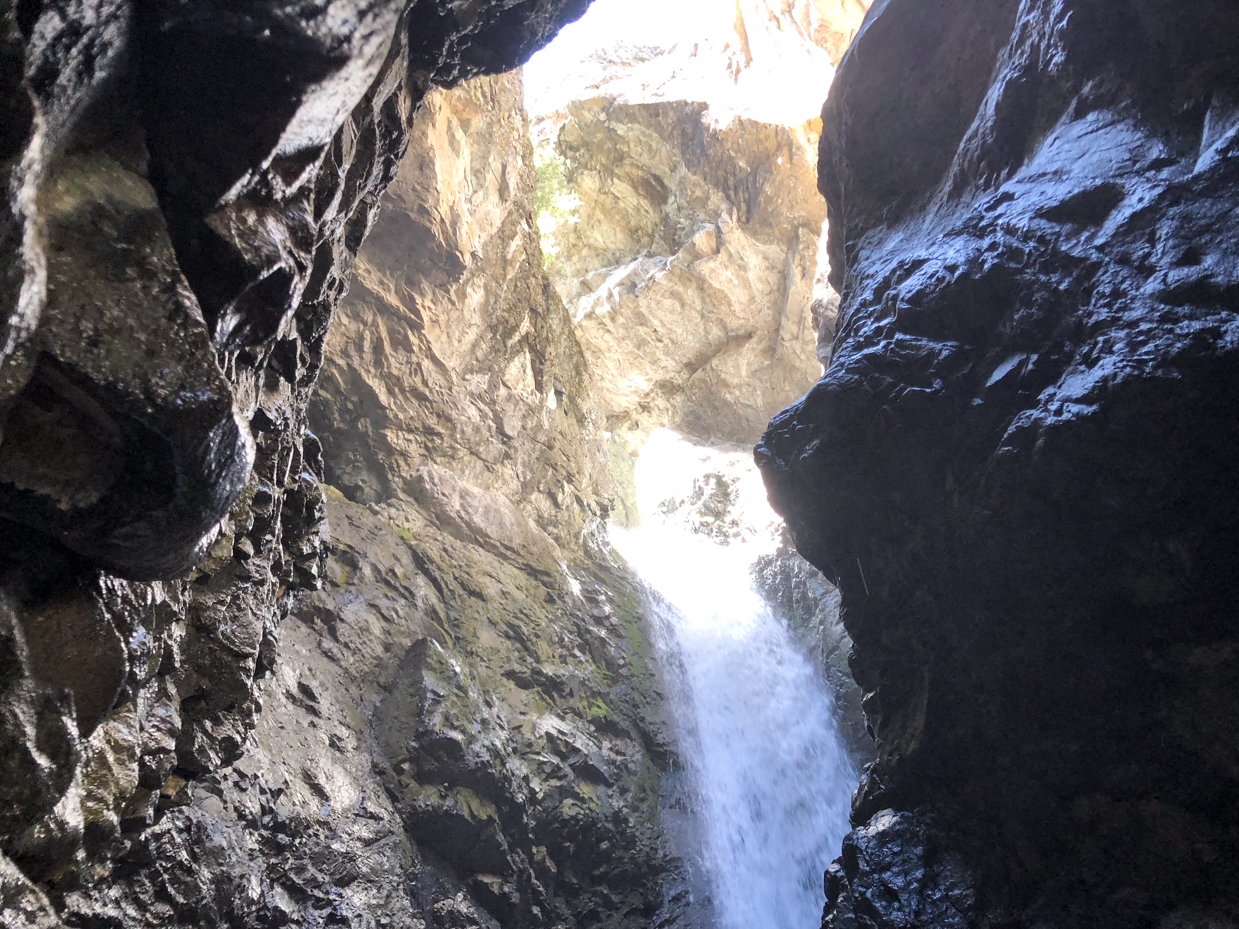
[0,2,593,924]
[312,73,608,551]
[546,100,827,447]
[37,65,683,929]
[64,487,673,929]
[758,1,1239,926]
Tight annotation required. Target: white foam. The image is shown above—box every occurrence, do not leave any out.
[613,428,855,929]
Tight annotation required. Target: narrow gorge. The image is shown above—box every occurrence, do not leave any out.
[2,3,1238,929]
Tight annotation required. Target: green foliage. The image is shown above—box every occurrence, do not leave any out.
[629,751,662,827]
[531,138,579,270]
[583,697,611,720]
[534,153,570,218]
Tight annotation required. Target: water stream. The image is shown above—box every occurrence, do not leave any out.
[612,430,856,929]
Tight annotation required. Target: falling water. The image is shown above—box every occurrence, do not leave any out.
[612,430,855,929]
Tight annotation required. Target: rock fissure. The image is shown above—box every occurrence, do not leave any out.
[14,1,1232,929]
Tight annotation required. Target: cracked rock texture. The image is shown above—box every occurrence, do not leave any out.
[548,101,827,449]
[758,1,1239,926]
[0,1,596,925]
[66,487,673,929]
[312,72,609,551]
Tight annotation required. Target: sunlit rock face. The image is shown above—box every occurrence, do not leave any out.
[92,71,675,929]
[758,1,1239,926]
[525,0,872,451]
[0,2,589,924]
[550,101,827,446]
[524,0,869,125]
[313,73,610,551]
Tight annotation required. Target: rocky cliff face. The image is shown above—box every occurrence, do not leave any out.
[53,70,681,929]
[300,72,678,928]
[62,484,672,929]
[524,0,870,783]
[0,3,598,925]
[758,1,1239,926]
[312,73,608,551]
[544,100,826,449]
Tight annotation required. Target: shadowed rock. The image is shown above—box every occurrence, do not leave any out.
[758,1,1239,925]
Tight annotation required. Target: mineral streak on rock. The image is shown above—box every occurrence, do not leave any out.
[0,2,592,923]
[757,0,1239,926]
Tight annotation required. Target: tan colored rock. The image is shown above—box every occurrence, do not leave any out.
[304,69,690,927]
[66,70,681,929]
[795,0,872,63]
[313,72,608,550]
[545,99,827,447]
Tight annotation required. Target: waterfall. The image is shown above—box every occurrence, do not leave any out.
[613,429,856,929]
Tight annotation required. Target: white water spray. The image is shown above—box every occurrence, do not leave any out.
[612,430,856,929]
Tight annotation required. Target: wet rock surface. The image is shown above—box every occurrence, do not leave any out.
[758,1,1239,926]
[0,1,592,924]
[64,490,673,929]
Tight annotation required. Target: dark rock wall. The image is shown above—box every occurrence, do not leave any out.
[0,2,590,924]
[758,1,1239,926]
[312,72,610,552]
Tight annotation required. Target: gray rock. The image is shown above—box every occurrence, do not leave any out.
[0,0,593,919]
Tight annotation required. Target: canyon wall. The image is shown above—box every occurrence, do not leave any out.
[312,73,609,549]
[0,3,619,926]
[758,1,1239,926]
[548,101,827,448]
[58,71,680,929]
[522,0,875,458]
